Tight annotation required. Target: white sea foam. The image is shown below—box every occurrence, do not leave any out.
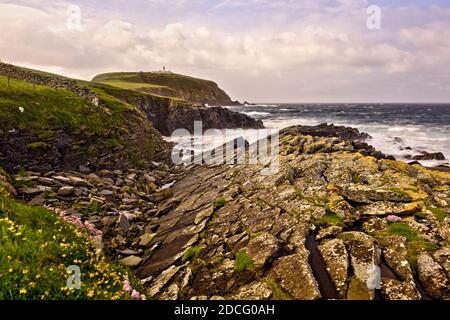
[244,111,271,116]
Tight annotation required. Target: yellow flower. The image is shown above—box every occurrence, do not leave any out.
[7,256,12,260]
[8,268,13,273]
[35,274,41,279]
[19,288,27,295]
[29,282,36,288]
[22,269,29,274]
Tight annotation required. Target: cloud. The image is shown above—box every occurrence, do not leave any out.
[0,1,450,102]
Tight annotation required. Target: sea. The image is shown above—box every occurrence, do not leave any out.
[223,103,450,167]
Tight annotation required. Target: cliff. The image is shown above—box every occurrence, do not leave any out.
[92,71,238,106]
[98,84,263,136]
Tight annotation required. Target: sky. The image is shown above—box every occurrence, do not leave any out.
[1,0,450,102]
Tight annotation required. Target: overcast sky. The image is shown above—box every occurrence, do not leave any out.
[1,0,450,102]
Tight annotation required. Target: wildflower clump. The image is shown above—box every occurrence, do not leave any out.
[0,191,145,300]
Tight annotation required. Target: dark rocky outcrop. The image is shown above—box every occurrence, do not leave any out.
[412,152,446,161]
[102,87,264,136]
[287,123,371,141]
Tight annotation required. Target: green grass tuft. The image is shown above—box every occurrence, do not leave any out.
[213,197,226,211]
[182,246,202,262]
[351,173,361,184]
[234,250,254,272]
[315,212,344,227]
[427,206,448,222]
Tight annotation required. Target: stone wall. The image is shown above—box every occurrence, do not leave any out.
[0,62,100,105]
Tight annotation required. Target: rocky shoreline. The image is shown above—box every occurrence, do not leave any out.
[8,124,450,300]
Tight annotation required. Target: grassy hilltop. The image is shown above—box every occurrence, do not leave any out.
[92,71,235,105]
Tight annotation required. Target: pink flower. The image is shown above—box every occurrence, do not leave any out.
[122,278,132,292]
[387,215,402,222]
[131,290,141,299]
[45,206,102,236]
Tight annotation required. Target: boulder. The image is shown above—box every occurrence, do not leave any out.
[359,201,421,217]
[118,213,131,230]
[271,253,321,300]
[417,253,450,299]
[412,152,446,161]
[318,238,349,298]
[377,236,414,282]
[246,233,282,269]
[433,247,450,279]
[380,278,421,300]
[119,255,142,267]
[316,226,343,240]
[337,232,381,300]
[362,217,388,235]
[139,233,157,247]
[439,217,450,243]
[20,187,42,195]
[326,200,357,223]
[230,281,272,300]
[338,185,425,203]
[147,265,182,298]
[57,186,74,196]
[68,176,90,186]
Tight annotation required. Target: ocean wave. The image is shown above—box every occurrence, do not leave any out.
[244,111,271,116]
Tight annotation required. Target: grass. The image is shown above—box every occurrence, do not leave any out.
[104,137,122,149]
[386,222,421,241]
[182,246,202,263]
[0,76,125,135]
[213,197,226,211]
[79,201,103,216]
[95,79,167,91]
[234,250,254,272]
[427,205,448,222]
[266,277,290,300]
[314,212,344,227]
[0,192,143,299]
[92,71,227,103]
[383,222,438,271]
[266,277,292,300]
[351,173,361,184]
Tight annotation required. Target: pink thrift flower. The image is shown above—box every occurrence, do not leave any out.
[122,278,132,292]
[131,290,141,299]
[387,215,402,222]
